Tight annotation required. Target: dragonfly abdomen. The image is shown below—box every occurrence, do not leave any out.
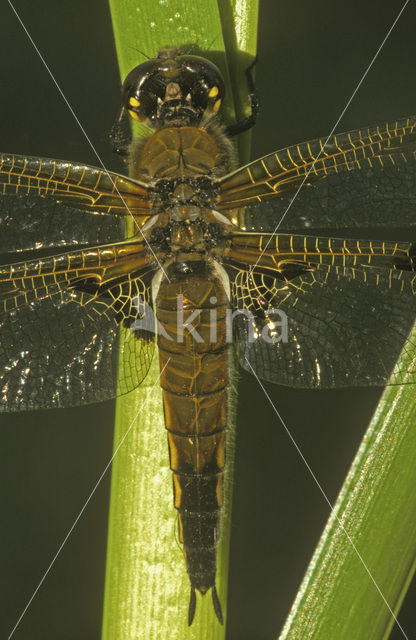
[156,260,229,624]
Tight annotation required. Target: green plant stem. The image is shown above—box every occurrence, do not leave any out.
[102,1,258,638]
[280,329,416,640]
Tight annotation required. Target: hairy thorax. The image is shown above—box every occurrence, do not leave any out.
[130,124,234,181]
[133,124,235,260]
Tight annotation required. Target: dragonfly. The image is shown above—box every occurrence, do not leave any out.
[1,42,416,628]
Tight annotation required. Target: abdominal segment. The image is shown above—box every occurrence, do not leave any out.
[156,261,228,623]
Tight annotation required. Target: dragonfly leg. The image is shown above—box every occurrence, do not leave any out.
[225,55,259,137]
[109,106,131,156]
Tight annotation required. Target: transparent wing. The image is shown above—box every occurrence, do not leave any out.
[0,153,153,254]
[0,240,156,411]
[216,116,416,232]
[224,232,416,388]
[0,193,125,254]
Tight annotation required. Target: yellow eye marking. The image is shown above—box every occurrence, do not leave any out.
[128,109,141,121]
[212,98,221,113]
[129,96,140,107]
[208,86,219,98]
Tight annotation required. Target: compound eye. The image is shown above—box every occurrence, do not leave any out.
[177,55,225,119]
[125,88,157,124]
[187,76,224,117]
[194,79,222,116]
[121,61,160,125]
[126,96,142,121]
[207,85,222,114]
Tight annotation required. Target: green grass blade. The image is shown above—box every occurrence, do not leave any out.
[218,0,259,158]
[280,330,416,640]
[102,1,258,638]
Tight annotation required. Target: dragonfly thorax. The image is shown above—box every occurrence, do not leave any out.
[169,219,206,252]
[146,213,231,260]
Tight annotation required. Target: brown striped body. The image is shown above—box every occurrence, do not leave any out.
[156,261,229,613]
[131,118,234,623]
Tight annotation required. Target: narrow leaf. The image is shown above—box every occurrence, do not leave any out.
[102,1,258,638]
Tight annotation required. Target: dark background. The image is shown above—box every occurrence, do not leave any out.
[0,1,416,639]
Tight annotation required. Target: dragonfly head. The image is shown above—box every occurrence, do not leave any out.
[121,48,225,128]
